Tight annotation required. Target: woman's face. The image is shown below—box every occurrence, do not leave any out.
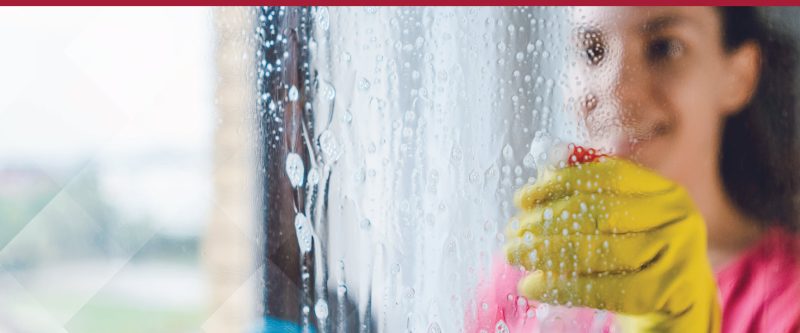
[572,7,760,189]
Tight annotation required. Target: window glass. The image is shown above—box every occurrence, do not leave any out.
[3,6,800,333]
[0,8,220,333]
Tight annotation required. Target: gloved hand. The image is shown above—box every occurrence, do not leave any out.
[505,157,720,332]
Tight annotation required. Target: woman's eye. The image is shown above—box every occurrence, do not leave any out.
[647,38,683,62]
[582,31,605,66]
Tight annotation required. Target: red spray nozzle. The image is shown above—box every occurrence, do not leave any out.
[567,144,607,166]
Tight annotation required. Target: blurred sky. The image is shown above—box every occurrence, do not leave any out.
[0,8,215,236]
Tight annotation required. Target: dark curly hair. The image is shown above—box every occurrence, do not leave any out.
[717,7,800,231]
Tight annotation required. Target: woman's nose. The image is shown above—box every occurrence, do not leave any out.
[580,47,648,119]
[576,47,652,155]
[612,55,650,118]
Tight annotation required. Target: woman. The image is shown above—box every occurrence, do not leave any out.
[485,7,800,332]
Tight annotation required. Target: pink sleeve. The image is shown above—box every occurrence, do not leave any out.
[466,255,538,332]
[466,254,614,332]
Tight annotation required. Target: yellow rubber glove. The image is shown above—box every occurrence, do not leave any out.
[505,157,720,332]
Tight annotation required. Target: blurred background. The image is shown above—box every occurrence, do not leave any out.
[0,7,260,333]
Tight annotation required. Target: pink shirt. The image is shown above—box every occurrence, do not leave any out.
[716,228,800,333]
[471,228,800,332]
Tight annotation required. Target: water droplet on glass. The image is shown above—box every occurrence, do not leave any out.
[315,299,329,320]
[317,7,330,31]
[307,168,320,186]
[469,170,479,183]
[536,303,550,319]
[285,152,304,188]
[322,81,336,100]
[502,144,514,160]
[319,130,341,162]
[359,77,371,90]
[354,166,366,182]
[342,110,353,124]
[288,85,299,101]
[427,322,442,333]
[451,146,463,161]
[523,231,533,245]
[528,249,538,264]
[360,218,372,230]
[523,153,536,168]
[543,207,553,220]
[294,213,313,253]
[495,319,510,333]
[404,110,416,122]
[516,51,524,61]
[497,41,506,52]
[405,287,415,299]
